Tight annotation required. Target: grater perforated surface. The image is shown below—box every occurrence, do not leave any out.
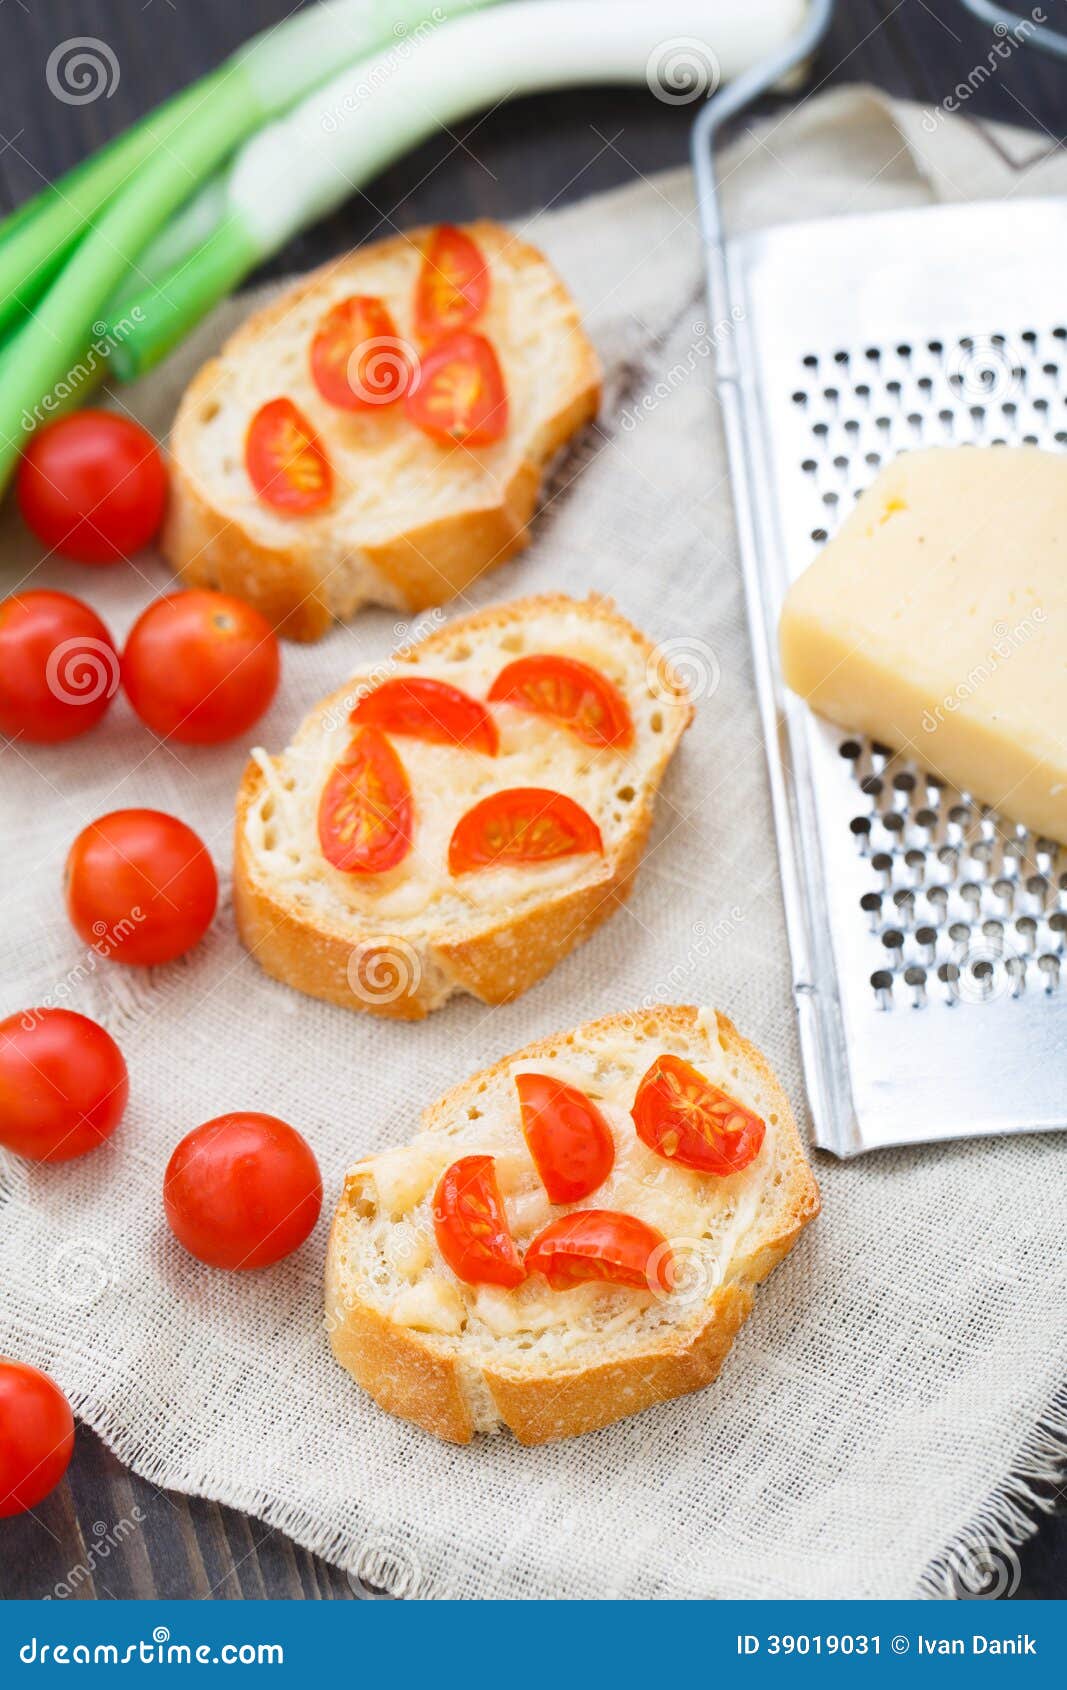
[710,197,1067,1154]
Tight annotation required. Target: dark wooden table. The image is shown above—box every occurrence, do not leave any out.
[2,0,1066,1600]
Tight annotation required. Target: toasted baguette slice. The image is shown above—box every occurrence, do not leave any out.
[235,594,692,1018]
[164,220,600,641]
[325,1005,820,1444]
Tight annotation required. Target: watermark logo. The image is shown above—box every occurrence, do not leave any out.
[48,1237,113,1309]
[921,7,1046,131]
[647,1236,723,1307]
[647,635,721,703]
[921,610,1045,735]
[347,337,419,406]
[947,1542,1022,1599]
[322,8,446,131]
[45,636,120,708]
[346,939,422,1008]
[618,311,745,432]
[946,334,1020,403]
[46,38,120,105]
[646,37,721,105]
[347,1538,422,1599]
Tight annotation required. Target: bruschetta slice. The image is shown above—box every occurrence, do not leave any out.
[234,594,692,1017]
[165,221,600,641]
[325,1005,820,1442]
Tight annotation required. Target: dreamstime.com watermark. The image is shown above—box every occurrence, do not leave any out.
[19,910,146,1028]
[20,309,145,435]
[319,608,448,734]
[45,1510,146,1600]
[921,8,1046,131]
[322,10,447,131]
[18,1629,284,1666]
[921,609,1046,734]
[619,312,745,432]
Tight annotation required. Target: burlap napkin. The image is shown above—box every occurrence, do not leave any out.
[3,87,1065,1599]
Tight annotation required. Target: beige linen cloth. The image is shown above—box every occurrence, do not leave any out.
[2,87,1066,1600]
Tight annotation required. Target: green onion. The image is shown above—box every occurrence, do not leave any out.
[0,71,227,341]
[0,1,488,490]
[103,0,741,384]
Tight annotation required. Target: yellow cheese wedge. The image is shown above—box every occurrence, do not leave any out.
[779,445,1067,842]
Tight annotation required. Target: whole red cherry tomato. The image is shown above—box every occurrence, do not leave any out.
[65,809,218,966]
[17,411,167,564]
[0,1009,127,1162]
[122,590,280,744]
[0,1359,74,1517]
[0,590,119,743]
[163,1113,323,1270]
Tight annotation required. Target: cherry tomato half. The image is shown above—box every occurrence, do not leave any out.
[488,655,634,750]
[524,1210,673,1293]
[318,727,414,875]
[631,1053,765,1177]
[413,224,490,340]
[0,590,119,744]
[310,294,412,410]
[406,331,507,446]
[350,675,498,755]
[0,1359,74,1518]
[164,1112,322,1270]
[122,590,280,745]
[65,809,218,966]
[245,398,332,514]
[515,1072,615,1204]
[17,410,167,564]
[0,1009,127,1162]
[448,788,602,875]
[432,1155,525,1288]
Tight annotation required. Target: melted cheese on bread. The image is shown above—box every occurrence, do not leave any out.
[243,601,687,932]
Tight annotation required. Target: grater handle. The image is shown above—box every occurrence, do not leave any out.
[690,0,834,377]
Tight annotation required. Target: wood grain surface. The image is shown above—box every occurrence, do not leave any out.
[1,0,1065,1600]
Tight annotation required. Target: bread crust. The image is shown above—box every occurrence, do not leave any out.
[164,222,600,642]
[234,593,693,1019]
[325,1006,821,1444]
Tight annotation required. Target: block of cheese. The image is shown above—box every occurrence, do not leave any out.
[779,445,1067,843]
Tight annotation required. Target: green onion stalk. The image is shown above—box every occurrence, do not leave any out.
[0,70,228,341]
[102,0,755,384]
[0,0,497,491]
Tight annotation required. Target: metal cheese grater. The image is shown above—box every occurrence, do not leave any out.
[692,0,1067,1155]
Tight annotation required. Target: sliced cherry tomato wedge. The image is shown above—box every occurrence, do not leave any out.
[245,397,332,513]
[310,294,412,410]
[631,1053,765,1176]
[432,1155,525,1288]
[414,224,490,340]
[488,654,634,749]
[318,726,414,875]
[515,1073,615,1204]
[350,675,498,755]
[448,787,602,875]
[406,331,507,446]
[525,1210,673,1293]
